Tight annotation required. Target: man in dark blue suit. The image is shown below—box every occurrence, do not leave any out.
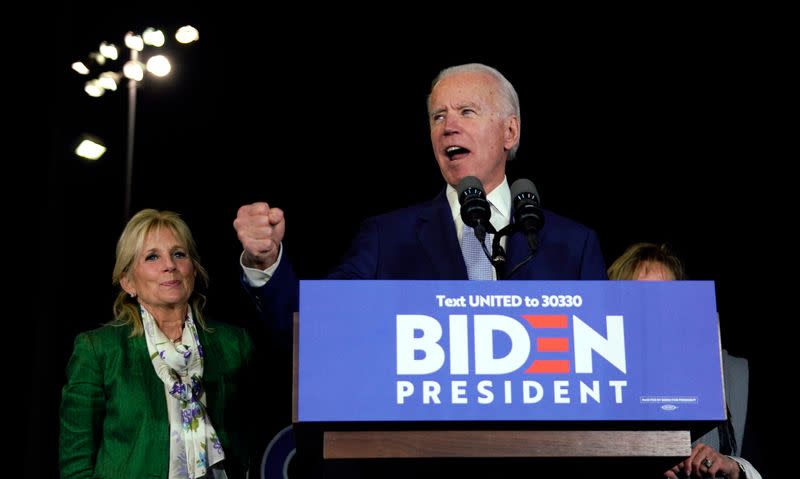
[233,62,606,330]
[234,62,608,478]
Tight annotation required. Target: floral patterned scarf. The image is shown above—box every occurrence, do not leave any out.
[141,306,225,478]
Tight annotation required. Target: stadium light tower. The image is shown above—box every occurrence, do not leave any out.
[71,25,200,219]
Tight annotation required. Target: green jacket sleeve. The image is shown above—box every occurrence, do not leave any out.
[59,333,105,479]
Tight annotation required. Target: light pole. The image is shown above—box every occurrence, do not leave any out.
[125,47,138,221]
[72,25,199,219]
[119,32,157,222]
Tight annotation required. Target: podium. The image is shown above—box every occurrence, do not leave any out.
[292,280,724,477]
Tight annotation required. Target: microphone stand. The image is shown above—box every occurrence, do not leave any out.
[474,222,538,280]
[490,224,516,280]
[492,223,540,280]
[471,221,507,279]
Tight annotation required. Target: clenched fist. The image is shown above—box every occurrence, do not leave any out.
[233,202,286,270]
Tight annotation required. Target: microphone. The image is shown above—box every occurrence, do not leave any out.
[457,176,495,243]
[510,178,545,255]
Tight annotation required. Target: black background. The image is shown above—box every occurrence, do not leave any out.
[22,5,785,477]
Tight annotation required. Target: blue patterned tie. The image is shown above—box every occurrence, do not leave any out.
[461,224,494,280]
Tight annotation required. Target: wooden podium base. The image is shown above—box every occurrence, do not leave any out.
[323,430,690,459]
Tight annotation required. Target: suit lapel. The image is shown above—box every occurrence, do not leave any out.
[126,332,169,423]
[417,190,468,279]
[506,231,532,276]
[505,210,548,279]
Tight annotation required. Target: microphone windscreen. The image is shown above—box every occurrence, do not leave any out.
[457,176,484,202]
[510,178,540,206]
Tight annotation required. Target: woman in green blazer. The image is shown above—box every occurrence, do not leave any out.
[60,209,255,479]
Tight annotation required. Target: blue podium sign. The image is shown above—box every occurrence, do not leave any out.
[297,280,724,423]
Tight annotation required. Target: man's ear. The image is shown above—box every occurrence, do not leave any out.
[504,115,520,151]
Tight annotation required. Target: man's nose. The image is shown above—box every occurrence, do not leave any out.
[443,114,461,134]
